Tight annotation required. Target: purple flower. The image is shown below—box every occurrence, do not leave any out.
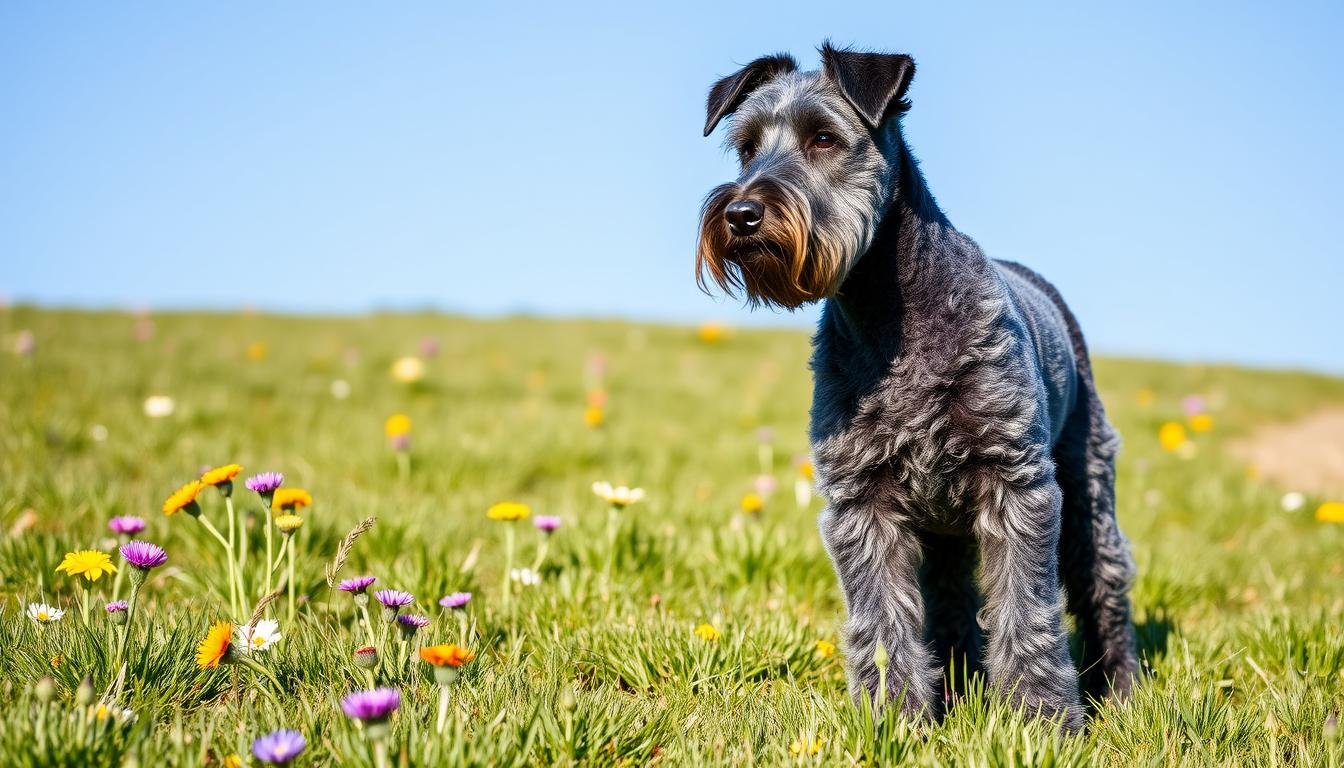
[418,336,440,358]
[389,433,410,452]
[245,472,284,495]
[533,515,562,534]
[120,540,168,570]
[339,575,377,594]
[341,688,401,722]
[1182,395,1207,417]
[105,600,129,613]
[396,613,430,631]
[374,589,414,608]
[252,729,306,765]
[438,592,472,610]
[108,516,146,536]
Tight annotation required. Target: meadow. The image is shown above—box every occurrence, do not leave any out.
[1,306,1342,767]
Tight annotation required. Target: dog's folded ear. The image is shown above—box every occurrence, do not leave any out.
[703,53,798,137]
[820,44,916,129]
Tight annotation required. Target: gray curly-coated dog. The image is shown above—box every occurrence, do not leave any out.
[695,44,1139,730]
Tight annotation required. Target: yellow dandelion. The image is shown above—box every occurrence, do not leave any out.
[246,342,267,361]
[1189,413,1214,433]
[789,737,824,756]
[272,487,312,512]
[487,501,531,522]
[797,461,814,480]
[694,623,721,642]
[200,463,242,486]
[274,514,304,533]
[1157,422,1187,453]
[1316,502,1344,524]
[815,639,837,658]
[584,405,605,428]
[697,322,725,343]
[163,480,203,516]
[196,621,233,668]
[740,493,764,515]
[384,413,412,438]
[224,755,243,768]
[55,550,117,582]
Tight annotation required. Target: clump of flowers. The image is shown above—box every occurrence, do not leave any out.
[252,729,306,766]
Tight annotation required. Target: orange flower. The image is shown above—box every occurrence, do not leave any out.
[196,621,233,668]
[420,644,475,667]
[200,463,243,486]
[272,487,312,511]
[163,480,203,516]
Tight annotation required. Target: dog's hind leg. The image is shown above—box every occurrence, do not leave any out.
[1055,397,1140,704]
[820,502,938,720]
[919,532,984,711]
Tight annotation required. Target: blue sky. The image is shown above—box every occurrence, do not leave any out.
[2,1,1341,371]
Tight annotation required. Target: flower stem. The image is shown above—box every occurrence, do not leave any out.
[80,584,91,625]
[436,685,450,734]
[236,499,249,598]
[374,738,389,768]
[225,496,242,618]
[502,523,515,614]
[286,535,297,624]
[602,504,618,600]
[269,535,291,575]
[396,451,410,484]
[264,503,274,598]
[197,515,239,616]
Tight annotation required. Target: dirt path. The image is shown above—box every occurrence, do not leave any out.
[1231,408,1344,497]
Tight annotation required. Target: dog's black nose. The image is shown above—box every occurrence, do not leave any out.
[724,199,764,236]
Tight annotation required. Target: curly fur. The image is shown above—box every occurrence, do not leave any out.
[698,45,1139,730]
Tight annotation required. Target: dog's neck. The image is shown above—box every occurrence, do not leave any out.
[824,134,975,365]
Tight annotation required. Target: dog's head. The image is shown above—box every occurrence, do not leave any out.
[696,44,916,309]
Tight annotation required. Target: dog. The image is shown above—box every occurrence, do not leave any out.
[695,45,1139,730]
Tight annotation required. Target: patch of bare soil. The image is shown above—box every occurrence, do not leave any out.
[1231,408,1344,497]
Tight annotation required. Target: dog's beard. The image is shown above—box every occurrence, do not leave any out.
[696,180,844,309]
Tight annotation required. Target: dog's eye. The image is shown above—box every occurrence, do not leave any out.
[737,141,756,161]
[810,132,837,150]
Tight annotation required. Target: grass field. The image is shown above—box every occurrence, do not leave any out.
[2,306,1343,767]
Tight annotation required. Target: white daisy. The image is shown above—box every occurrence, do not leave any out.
[1280,492,1306,512]
[591,481,646,508]
[27,602,65,624]
[510,568,541,587]
[142,395,175,418]
[235,619,282,652]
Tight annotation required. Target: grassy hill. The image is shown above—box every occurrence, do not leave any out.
[1,307,1342,766]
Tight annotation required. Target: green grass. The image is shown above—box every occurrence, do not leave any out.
[1,306,1342,767]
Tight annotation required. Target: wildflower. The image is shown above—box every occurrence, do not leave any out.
[224,755,243,768]
[591,482,646,508]
[419,336,440,358]
[374,589,414,621]
[385,414,412,440]
[396,613,430,638]
[789,738,824,756]
[120,540,168,572]
[1157,422,1187,453]
[1317,502,1344,524]
[245,472,285,498]
[33,676,56,703]
[391,356,425,383]
[246,342,268,362]
[1189,413,1214,433]
[753,475,777,497]
[583,405,605,428]
[196,621,235,668]
[1182,395,1206,417]
[252,729,306,765]
[1136,388,1156,407]
[420,644,475,667]
[697,322,725,343]
[272,488,312,512]
[586,388,608,408]
[1281,492,1306,512]
[421,644,474,687]
[106,600,129,626]
[341,687,401,730]
[510,567,541,587]
[236,619,282,652]
[534,515,562,534]
[740,493,765,515]
[487,501,531,521]
[56,550,117,582]
[274,514,304,533]
[27,602,65,624]
[331,379,352,399]
[815,639,837,658]
[142,395,175,418]
[90,424,108,442]
[14,329,35,356]
[162,480,203,516]
[797,460,814,480]
[353,645,379,669]
[694,623,721,642]
[340,576,377,594]
[107,516,146,536]
[200,463,243,496]
[438,592,471,609]
[93,704,136,724]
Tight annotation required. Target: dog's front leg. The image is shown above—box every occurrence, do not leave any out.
[974,471,1084,730]
[819,501,936,720]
